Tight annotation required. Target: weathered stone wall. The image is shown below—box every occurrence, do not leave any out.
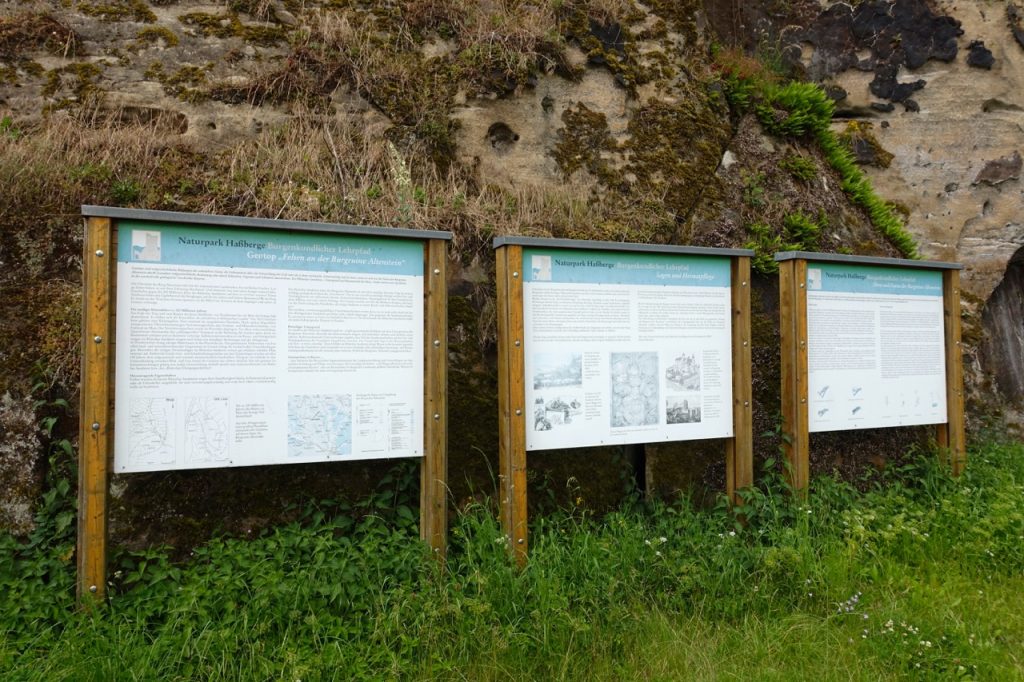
[2,0,1022,541]
[791,0,1024,419]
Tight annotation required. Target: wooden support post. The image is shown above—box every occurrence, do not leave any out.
[937,269,966,475]
[725,256,754,504]
[779,258,810,494]
[496,245,528,566]
[421,238,449,560]
[78,217,114,604]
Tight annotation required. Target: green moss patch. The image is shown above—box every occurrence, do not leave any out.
[552,87,731,245]
[42,62,104,110]
[145,62,210,103]
[133,26,179,49]
[839,120,894,169]
[77,0,157,23]
[178,12,287,46]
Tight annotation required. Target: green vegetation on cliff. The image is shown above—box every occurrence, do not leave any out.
[716,56,919,267]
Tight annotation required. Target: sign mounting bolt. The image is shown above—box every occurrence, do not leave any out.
[514,339,521,347]
[95,250,104,257]
[89,585,97,593]
[433,413,440,420]
[515,409,522,416]
[512,271,519,278]
[93,335,102,344]
[517,538,524,544]
[433,339,441,347]
[433,268,440,275]
[91,422,100,431]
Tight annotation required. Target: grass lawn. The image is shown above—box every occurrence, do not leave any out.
[3,440,1023,680]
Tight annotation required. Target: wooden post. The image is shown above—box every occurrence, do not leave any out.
[725,256,754,504]
[421,238,448,560]
[937,269,966,475]
[78,217,114,604]
[496,245,528,566]
[779,258,810,494]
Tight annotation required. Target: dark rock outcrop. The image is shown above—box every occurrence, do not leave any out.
[797,0,963,106]
[973,151,1022,186]
[982,248,1024,407]
[966,40,995,69]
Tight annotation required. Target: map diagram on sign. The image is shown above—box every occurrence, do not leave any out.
[128,398,176,467]
[288,394,352,459]
[610,352,660,428]
[184,397,230,465]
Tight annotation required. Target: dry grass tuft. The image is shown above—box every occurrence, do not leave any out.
[0,110,677,395]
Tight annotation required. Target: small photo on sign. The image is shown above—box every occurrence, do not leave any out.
[131,230,162,261]
[665,352,700,391]
[533,393,583,431]
[533,352,583,390]
[807,268,822,290]
[666,396,701,425]
[531,254,552,281]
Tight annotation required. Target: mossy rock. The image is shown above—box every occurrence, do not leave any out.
[77,0,156,23]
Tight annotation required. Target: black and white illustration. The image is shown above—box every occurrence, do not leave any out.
[610,352,659,427]
[533,393,583,431]
[665,352,701,391]
[533,352,583,390]
[666,396,701,424]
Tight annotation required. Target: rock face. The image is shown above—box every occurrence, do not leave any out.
[1,0,1023,537]
[982,247,1024,420]
[793,0,1024,417]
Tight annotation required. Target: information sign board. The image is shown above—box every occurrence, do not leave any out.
[79,206,451,602]
[775,250,965,493]
[806,263,946,432]
[495,236,753,564]
[522,248,734,450]
[114,221,425,472]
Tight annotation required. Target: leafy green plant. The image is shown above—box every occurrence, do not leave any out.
[0,116,21,140]
[742,170,767,207]
[717,67,918,259]
[110,178,141,203]
[745,210,825,273]
[780,154,816,182]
